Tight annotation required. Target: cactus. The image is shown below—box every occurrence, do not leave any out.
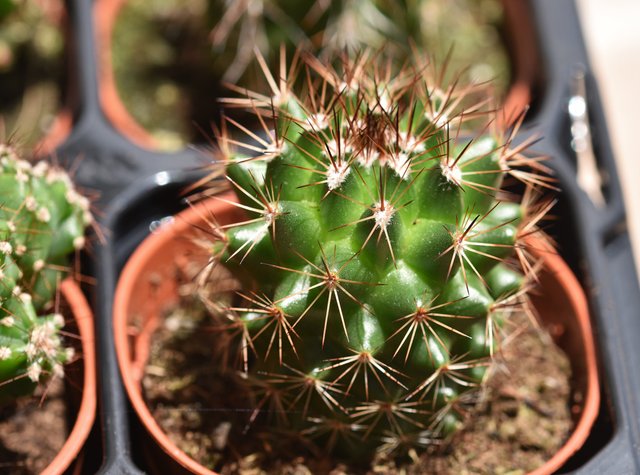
[0,144,92,404]
[199,52,552,461]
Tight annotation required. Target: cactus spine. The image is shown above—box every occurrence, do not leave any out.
[0,145,91,404]
[202,53,551,459]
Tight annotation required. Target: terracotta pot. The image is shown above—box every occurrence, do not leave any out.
[45,279,97,475]
[526,239,600,475]
[36,110,73,157]
[95,0,159,149]
[113,197,600,475]
[500,0,539,124]
[95,0,536,151]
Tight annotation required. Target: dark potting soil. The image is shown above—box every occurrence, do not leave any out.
[143,294,573,475]
[0,377,67,474]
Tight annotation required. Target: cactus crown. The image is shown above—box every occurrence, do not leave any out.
[0,145,91,404]
[201,53,551,459]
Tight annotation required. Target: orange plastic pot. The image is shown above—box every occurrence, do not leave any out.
[113,198,600,475]
[500,0,540,124]
[38,278,97,475]
[95,0,159,149]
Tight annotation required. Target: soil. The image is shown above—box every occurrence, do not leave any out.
[143,294,573,474]
[0,377,67,474]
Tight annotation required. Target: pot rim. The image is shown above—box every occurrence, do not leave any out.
[114,198,600,475]
[40,278,97,475]
[526,237,600,475]
[95,0,158,149]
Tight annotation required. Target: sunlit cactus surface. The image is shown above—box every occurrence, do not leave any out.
[200,52,552,458]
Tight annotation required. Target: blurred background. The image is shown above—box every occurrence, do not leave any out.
[0,0,637,268]
[577,0,640,269]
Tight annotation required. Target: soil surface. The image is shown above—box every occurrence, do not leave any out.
[0,377,67,474]
[143,295,573,474]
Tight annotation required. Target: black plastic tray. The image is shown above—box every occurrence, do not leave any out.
[50,0,640,473]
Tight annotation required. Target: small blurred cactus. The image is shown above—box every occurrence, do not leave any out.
[0,144,91,404]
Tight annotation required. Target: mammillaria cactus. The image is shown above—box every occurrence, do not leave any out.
[0,144,91,404]
[201,52,552,460]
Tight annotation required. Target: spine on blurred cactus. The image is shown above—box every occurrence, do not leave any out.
[203,53,551,458]
[0,145,91,404]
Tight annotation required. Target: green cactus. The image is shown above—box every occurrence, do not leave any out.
[201,53,551,461]
[0,144,92,405]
